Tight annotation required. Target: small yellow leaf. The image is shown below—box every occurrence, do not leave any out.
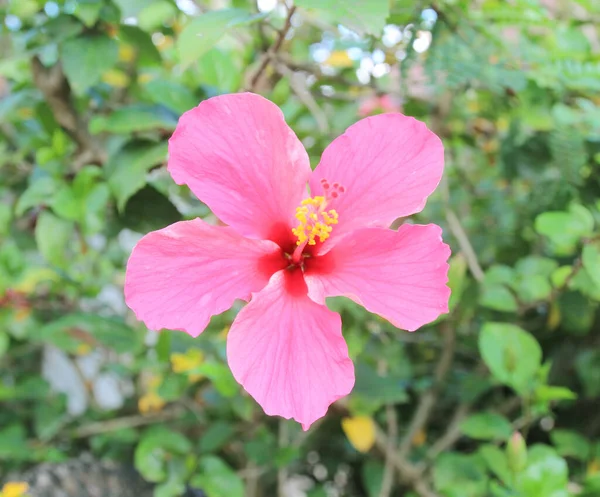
[325,50,354,68]
[1,482,29,497]
[118,44,136,63]
[548,302,561,330]
[170,349,204,374]
[412,429,427,447]
[138,391,165,414]
[341,416,376,453]
[101,69,130,88]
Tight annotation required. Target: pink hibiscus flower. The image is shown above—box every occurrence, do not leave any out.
[125,92,450,430]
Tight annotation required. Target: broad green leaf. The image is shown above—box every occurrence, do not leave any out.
[135,427,193,482]
[535,204,594,255]
[479,444,511,484]
[479,283,518,312]
[575,350,600,398]
[118,25,162,67]
[198,421,237,453]
[73,1,103,27]
[61,34,119,94]
[362,460,385,497]
[50,166,110,234]
[16,177,60,216]
[433,452,488,497]
[558,291,597,334]
[138,0,177,31]
[177,9,266,68]
[479,323,542,394]
[142,80,198,114]
[37,313,140,354]
[295,0,389,36]
[104,140,168,211]
[90,105,177,135]
[191,456,244,497]
[516,445,569,497]
[460,413,512,441]
[113,0,156,17]
[35,211,74,267]
[582,244,600,289]
[550,429,591,460]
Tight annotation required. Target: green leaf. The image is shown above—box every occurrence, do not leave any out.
[535,204,594,255]
[51,166,110,234]
[583,244,600,289]
[104,140,168,211]
[37,313,140,354]
[575,350,600,398]
[113,0,156,17]
[135,427,193,483]
[190,456,244,497]
[138,0,178,31]
[118,25,162,67]
[16,177,60,216]
[550,429,591,460]
[460,413,513,441]
[362,459,385,497]
[73,1,103,27]
[0,332,9,359]
[479,283,518,312]
[448,253,468,311]
[479,444,511,485]
[433,452,488,497]
[120,185,182,233]
[142,80,198,114]
[479,323,542,394]
[35,211,74,267]
[196,361,239,398]
[61,34,119,94]
[516,445,569,497]
[198,421,237,453]
[177,9,267,68]
[90,105,177,135]
[295,0,390,35]
[351,363,409,413]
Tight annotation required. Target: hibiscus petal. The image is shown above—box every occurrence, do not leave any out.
[309,113,444,242]
[227,270,354,429]
[305,224,451,331]
[168,93,311,242]
[125,219,285,337]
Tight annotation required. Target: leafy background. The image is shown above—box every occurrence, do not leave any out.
[1,0,600,496]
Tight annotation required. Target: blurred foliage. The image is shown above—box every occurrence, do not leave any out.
[1,0,600,496]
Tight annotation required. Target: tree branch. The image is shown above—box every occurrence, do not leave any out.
[246,5,297,92]
[398,322,456,459]
[379,405,398,497]
[30,57,106,168]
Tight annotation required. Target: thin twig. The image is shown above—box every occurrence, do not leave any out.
[274,62,329,133]
[73,406,185,438]
[30,57,106,168]
[398,322,456,459]
[277,419,289,497]
[379,405,398,497]
[246,5,297,92]
[425,403,471,462]
[445,209,485,282]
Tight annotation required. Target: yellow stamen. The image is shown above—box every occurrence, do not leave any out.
[292,196,339,246]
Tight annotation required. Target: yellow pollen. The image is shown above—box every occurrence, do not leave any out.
[291,196,339,246]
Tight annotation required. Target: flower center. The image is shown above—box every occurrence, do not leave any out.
[291,179,345,246]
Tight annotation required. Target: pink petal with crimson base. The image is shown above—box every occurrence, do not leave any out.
[168,93,311,244]
[308,113,444,245]
[125,219,285,338]
[305,224,451,332]
[227,270,354,430]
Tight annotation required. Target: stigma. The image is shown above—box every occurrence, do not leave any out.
[291,179,344,246]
